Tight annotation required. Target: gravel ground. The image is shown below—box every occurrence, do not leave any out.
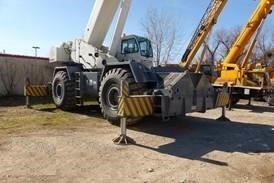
[0,100,273,183]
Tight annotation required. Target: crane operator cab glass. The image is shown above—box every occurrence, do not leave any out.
[199,64,218,83]
[118,35,153,68]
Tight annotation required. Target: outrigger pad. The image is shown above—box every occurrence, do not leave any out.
[217,115,231,122]
[113,135,136,145]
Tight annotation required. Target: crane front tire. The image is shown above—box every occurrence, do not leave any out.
[99,68,144,125]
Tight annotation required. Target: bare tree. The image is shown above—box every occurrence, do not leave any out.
[214,26,241,59]
[141,8,179,66]
[198,28,237,65]
[254,27,274,66]
[204,37,221,64]
[206,23,274,67]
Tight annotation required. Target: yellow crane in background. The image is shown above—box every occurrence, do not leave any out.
[213,0,274,105]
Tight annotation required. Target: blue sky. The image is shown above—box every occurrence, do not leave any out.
[0,0,273,57]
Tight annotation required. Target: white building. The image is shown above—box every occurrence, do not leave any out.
[0,54,53,96]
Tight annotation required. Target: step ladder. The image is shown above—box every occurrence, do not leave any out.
[75,72,84,106]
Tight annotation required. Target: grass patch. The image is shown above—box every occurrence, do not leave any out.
[0,102,102,136]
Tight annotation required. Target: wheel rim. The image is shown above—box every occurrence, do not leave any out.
[56,84,63,99]
[53,79,64,102]
[106,86,119,110]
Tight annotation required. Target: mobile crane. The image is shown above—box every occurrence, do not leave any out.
[213,0,274,104]
[49,0,228,124]
[50,0,154,123]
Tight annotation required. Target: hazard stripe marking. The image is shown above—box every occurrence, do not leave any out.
[24,85,48,97]
[118,96,154,118]
[215,92,229,107]
[139,98,148,115]
[133,98,143,116]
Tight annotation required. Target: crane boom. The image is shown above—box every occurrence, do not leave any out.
[109,0,132,56]
[180,0,227,69]
[83,0,121,48]
[222,0,274,65]
[240,18,265,69]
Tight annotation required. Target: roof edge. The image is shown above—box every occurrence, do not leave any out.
[0,53,49,61]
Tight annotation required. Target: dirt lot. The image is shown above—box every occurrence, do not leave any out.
[0,97,274,183]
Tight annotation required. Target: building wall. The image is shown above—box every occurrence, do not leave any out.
[0,54,54,96]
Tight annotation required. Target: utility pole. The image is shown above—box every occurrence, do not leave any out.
[32,46,40,57]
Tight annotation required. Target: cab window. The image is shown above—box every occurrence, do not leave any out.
[139,39,153,57]
[121,38,138,54]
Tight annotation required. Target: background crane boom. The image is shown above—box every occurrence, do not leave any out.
[180,0,227,69]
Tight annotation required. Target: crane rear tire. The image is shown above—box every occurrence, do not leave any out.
[52,71,76,110]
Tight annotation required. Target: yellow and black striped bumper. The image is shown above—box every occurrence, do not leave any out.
[215,92,230,107]
[118,80,154,118]
[118,95,154,118]
[24,85,49,97]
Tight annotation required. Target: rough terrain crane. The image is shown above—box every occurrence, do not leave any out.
[49,0,228,124]
[213,0,274,105]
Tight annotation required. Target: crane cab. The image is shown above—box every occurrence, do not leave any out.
[116,35,154,68]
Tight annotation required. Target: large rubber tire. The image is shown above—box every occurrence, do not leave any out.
[52,71,76,110]
[99,68,145,125]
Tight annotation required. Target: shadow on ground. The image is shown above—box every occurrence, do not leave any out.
[0,96,103,118]
[130,114,274,166]
[0,96,52,107]
[37,104,104,119]
[69,105,103,118]
[231,103,274,113]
